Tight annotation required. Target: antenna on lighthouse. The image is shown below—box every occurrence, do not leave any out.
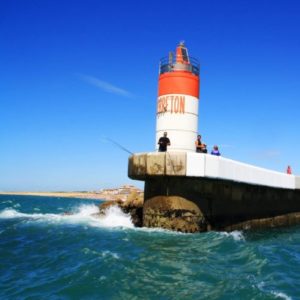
[168,51,173,65]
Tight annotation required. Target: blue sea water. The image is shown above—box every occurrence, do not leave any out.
[0,195,300,300]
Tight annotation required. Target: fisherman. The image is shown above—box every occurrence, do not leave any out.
[211,145,221,156]
[158,132,171,152]
[195,134,207,153]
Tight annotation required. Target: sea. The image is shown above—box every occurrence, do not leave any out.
[0,195,299,300]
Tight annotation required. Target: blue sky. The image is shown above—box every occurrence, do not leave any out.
[1,0,300,191]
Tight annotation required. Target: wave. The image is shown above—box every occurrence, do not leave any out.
[1,200,13,204]
[0,206,248,238]
[135,226,190,235]
[0,204,134,229]
[0,208,28,219]
[0,205,229,235]
[82,248,120,259]
[219,230,245,241]
[257,282,292,300]
[271,292,292,300]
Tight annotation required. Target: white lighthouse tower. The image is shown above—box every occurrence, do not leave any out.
[156,42,200,152]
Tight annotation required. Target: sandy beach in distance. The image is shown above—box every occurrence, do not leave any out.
[0,185,143,201]
[0,191,106,200]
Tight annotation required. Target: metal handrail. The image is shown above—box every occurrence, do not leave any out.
[159,56,200,76]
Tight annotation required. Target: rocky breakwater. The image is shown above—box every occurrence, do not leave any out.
[143,196,206,233]
[98,189,205,232]
[99,190,144,227]
[99,193,206,232]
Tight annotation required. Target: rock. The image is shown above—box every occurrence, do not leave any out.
[143,196,207,233]
[98,191,144,227]
[120,191,143,227]
[98,199,123,215]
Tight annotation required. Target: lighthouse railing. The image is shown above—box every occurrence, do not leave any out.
[159,56,200,76]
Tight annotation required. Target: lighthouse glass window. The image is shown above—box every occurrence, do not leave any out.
[181,48,189,63]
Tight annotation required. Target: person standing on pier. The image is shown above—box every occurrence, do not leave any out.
[195,135,207,153]
[158,132,171,152]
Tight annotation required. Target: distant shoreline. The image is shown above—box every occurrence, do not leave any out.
[0,191,107,200]
[0,185,144,202]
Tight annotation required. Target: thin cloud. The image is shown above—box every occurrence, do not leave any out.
[253,149,281,160]
[206,144,235,149]
[79,74,134,98]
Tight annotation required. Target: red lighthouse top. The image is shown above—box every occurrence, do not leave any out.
[159,42,200,76]
[158,42,200,98]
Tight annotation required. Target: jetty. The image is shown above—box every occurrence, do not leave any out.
[128,42,300,233]
[129,152,300,232]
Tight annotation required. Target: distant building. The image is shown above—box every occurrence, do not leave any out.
[98,185,143,201]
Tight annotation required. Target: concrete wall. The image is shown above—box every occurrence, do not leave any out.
[144,176,300,231]
[187,153,295,189]
[129,152,297,190]
[296,176,300,189]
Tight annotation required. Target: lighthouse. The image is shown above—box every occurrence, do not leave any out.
[156,42,200,152]
[128,42,300,233]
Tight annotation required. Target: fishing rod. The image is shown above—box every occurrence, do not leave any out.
[102,136,134,155]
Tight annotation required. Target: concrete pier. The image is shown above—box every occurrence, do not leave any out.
[128,152,300,232]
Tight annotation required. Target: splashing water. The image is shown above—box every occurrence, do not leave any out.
[98,205,134,228]
[219,230,245,241]
[0,204,134,229]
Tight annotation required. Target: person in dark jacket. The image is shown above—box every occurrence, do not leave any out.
[158,132,171,152]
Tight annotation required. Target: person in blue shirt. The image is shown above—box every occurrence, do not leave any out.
[211,145,221,156]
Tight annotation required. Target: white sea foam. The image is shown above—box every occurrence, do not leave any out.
[98,276,106,281]
[2,200,13,204]
[136,226,187,235]
[101,250,120,259]
[257,282,292,300]
[220,230,245,241]
[0,204,134,229]
[271,291,292,300]
[97,205,134,228]
[82,247,120,259]
[0,208,28,219]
